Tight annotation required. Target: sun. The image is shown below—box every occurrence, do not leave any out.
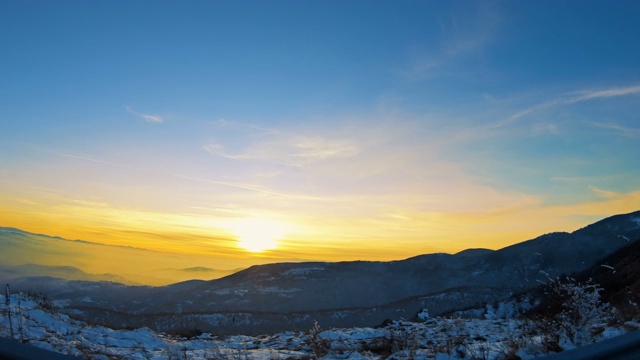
[231,219,288,252]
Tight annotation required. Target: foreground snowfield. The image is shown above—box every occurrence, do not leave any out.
[1,292,636,359]
[0,294,636,360]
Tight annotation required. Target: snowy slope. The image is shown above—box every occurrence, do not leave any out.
[1,292,637,360]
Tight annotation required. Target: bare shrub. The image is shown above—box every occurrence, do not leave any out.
[307,321,331,359]
[527,277,611,351]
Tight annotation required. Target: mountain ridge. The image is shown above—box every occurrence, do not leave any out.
[3,210,640,335]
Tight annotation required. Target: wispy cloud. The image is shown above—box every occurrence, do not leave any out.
[125,106,164,123]
[60,152,148,171]
[585,121,640,138]
[441,1,501,57]
[530,122,560,136]
[567,85,640,103]
[205,132,361,167]
[212,118,273,133]
[404,1,502,79]
[551,176,587,183]
[497,85,640,128]
[60,151,311,199]
[167,173,320,199]
[200,118,546,219]
[589,185,619,199]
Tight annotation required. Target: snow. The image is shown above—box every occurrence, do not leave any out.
[600,264,615,271]
[417,308,429,320]
[618,235,630,241]
[0,292,635,359]
[256,286,301,296]
[281,266,325,279]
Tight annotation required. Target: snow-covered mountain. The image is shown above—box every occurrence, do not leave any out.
[4,210,640,336]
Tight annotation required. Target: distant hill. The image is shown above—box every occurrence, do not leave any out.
[0,263,136,285]
[7,210,640,335]
[0,227,244,285]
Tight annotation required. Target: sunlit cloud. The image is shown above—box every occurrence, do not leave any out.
[125,105,164,123]
[200,118,541,221]
[589,186,619,199]
[197,105,635,234]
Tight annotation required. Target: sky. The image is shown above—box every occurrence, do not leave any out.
[1,0,640,276]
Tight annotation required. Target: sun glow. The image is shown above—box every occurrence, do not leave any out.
[231,219,288,252]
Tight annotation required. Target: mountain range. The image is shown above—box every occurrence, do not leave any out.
[0,226,243,285]
[2,210,640,336]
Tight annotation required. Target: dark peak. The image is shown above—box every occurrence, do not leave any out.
[539,231,570,238]
[574,210,640,234]
[401,252,451,261]
[454,248,494,257]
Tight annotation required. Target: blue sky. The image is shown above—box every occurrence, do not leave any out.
[1,0,639,265]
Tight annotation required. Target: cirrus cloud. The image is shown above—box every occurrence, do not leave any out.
[205,133,360,167]
[125,106,164,123]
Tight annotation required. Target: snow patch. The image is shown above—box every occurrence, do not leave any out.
[281,266,324,278]
[256,286,301,296]
[417,308,430,320]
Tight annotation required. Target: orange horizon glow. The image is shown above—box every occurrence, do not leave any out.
[3,188,640,260]
[2,188,640,286]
